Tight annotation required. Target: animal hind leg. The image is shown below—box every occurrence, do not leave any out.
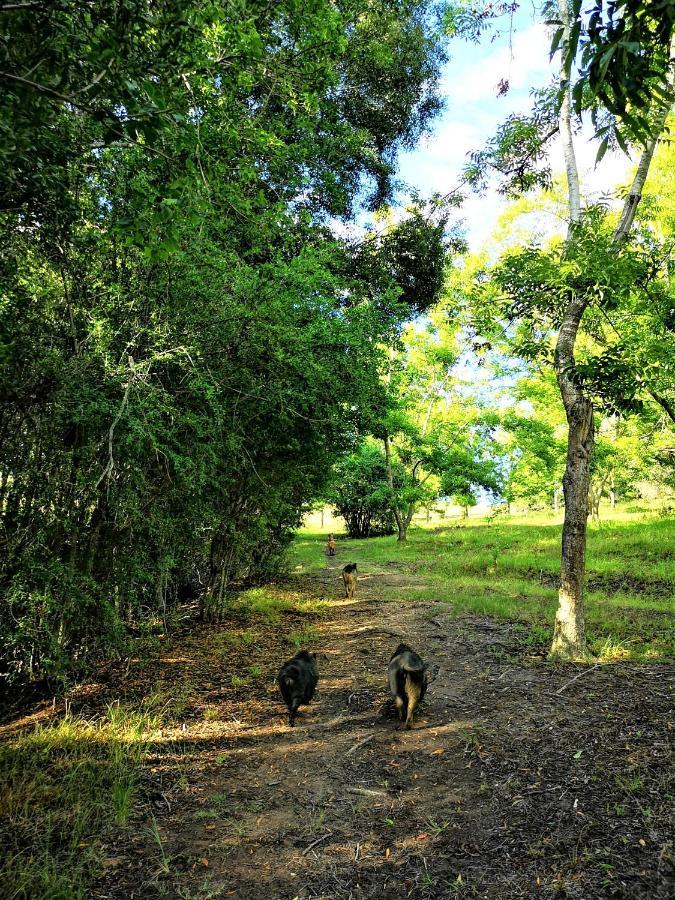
[405,680,422,729]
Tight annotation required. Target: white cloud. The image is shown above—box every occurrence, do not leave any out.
[442,23,551,106]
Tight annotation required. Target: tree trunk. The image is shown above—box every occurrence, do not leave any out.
[609,473,615,510]
[550,394,594,660]
[383,433,407,542]
[548,5,671,661]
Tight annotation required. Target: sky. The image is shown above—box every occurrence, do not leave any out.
[396,7,636,251]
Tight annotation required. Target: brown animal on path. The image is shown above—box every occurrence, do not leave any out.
[342,563,357,598]
[388,643,428,729]
[326,534,336,556]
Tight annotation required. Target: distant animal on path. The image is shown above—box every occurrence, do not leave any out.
[342,563,357,598]
[326,534,336,556]
[277,650,318,727]
[388,643,428,729]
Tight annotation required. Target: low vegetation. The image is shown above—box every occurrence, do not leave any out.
[291,508,674,662]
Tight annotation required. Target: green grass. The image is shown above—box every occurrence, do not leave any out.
[0,702,160,899]
[290,509,674,661]
[230,586,329,622]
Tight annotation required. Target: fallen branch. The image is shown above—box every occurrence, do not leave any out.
[556,662,602,694]
[302,832,332,856]
[350,626,404,638]
[345,786,387,798]
[344,734,375,757]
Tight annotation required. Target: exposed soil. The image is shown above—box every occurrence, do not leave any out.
[8,559,675,899]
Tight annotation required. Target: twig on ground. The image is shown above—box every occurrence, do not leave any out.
[302,832,332,856]
[345,734,375,756]
[350,627,404,638]
[345,786,387,797]
[556,663,603,694]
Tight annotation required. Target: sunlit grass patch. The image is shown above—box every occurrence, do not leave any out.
[292,511,674,662]
[0,704,159,898]
[233,586,329,623]
[286,625,320,648]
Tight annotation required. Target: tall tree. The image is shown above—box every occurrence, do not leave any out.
[451,1,674,659]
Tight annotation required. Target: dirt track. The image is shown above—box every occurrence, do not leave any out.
[90,560,673,899]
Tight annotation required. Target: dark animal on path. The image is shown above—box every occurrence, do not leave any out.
[277,650,318,727]
[342,563,357,598]
[388,643,428,729]
[326,534,336,556]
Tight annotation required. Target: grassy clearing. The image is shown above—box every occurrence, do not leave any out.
[290,509,674,661]
[230,585,329,621]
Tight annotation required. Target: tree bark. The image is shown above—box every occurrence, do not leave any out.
[383,433,407,542]
[548,7,672,662]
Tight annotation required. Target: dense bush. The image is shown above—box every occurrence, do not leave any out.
[0,0,448,686]
[327,444,408,538]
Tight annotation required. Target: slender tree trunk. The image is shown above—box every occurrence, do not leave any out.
[609,473,615,510]
[383,433,407,542]
[548,7,672,661]
[551,0,590,658]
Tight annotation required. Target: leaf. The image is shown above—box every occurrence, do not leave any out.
[573,750,583,759]
[595,136,609,165]
[549,27,565,58]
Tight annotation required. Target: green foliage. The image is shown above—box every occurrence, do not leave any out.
[465,89,559,196]
[0,0,449,685]
[327,444,402,537]
[487,205,673,416]
[556,0,675,144]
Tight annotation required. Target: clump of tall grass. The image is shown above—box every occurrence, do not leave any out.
[0,701,159,899]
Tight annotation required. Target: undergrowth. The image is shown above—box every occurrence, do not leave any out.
[0,702,160,899]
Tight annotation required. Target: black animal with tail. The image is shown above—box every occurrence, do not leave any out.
[277,650,318,727]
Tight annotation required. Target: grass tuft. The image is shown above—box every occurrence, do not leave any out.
[0,704,159,898]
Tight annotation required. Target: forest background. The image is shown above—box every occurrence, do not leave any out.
[1,0,673,693]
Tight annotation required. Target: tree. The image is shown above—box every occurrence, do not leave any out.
[327,443,402,538]
[453,1,674,659]
[0,1,452,681]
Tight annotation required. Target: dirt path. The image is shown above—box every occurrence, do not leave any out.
[90,561,673,899]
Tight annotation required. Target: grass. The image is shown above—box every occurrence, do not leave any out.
[0,702,160,899]
[290,506,674,661]
[0,578,332,897]
[230,586,329,622]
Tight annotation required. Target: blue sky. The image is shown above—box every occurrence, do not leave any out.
[396,7,634,250]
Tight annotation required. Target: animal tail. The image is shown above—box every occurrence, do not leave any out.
[288,695,300,727]
[400,659,426,675]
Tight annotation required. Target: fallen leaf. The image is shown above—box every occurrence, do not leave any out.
[385,848,390,858]
[639,839,646,847]
[200,858,209,867]
[432,749,445,756]
[417,832,429,842]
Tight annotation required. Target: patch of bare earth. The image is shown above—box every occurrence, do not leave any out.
[11,562,673,899]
